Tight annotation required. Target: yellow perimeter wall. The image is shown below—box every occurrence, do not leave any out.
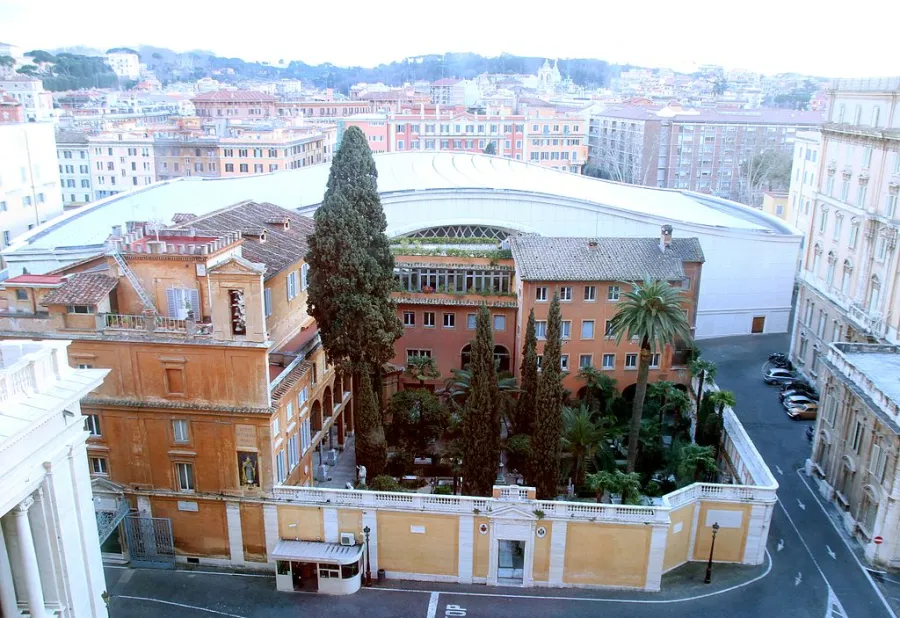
[532,521,553,582]
[473,516,491,579]
[694,501,751,563]
[663,504,695,572]
[563,523,650,588]
[278,506,324,542]
[378,512,459,576]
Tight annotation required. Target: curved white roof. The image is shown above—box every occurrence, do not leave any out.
[4,152,795,260]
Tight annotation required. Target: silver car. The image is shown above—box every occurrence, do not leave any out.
[783,394,818,409]
[764,368,796,385]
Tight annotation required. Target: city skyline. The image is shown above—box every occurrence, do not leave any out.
[2,0,897,79]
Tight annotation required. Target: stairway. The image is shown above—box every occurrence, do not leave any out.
[110,251,158,315]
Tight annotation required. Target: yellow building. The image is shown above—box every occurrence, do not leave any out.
[761,191,790,221]
[268,383,777,594]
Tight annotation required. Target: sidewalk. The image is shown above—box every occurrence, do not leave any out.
[373,554,770,602]
[319,435,357,488]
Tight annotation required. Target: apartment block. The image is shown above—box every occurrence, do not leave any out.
[790,78,900,383]
[0,201,351,568]
[106,49,141,81]
[56,131,95,206]
[588,103,822,204]
[523,108,589,173]
[389,227,703,394]
[808,343,900,567]
[389,109,526,160]
[0,122,63,256]
[0,77,53,121]
[87,132,156,198]
[193,90,278,120]
[785,131,822,230]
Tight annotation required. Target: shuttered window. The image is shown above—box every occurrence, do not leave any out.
[165,287,200,319]
[870,443,887,484]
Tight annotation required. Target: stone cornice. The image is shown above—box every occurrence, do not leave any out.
[81,397,273,415]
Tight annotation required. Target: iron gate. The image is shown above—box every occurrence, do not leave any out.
[124,516,175,569]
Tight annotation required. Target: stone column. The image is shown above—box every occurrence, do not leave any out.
[457,515,474,584]
[262,504,279,567]
[644,524,669,592]
[225,502,245,567]
[547,520,567,585]
[28,488,60,606]
[14,496,48,618]
[0,517,20,618]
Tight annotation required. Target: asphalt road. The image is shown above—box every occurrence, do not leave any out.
[103,332,898,618]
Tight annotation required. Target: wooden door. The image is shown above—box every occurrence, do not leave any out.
[751,316,765,334]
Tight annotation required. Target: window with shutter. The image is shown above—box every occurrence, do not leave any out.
[166,288,200,319]
[871,444,887,483]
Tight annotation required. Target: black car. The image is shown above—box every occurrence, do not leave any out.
[781,380,814,393]
[779,388,819,402]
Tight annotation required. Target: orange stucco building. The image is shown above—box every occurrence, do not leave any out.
[0,201,351,567]
[390,227,703,394]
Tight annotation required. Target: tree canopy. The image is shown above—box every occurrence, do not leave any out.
[609,278,693,472]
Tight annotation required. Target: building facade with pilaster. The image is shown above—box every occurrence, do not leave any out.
[0,339,110,617]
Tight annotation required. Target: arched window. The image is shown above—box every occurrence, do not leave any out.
[841,259,853,295]
[859,486,879,535]
[868,275,882,313]
[826,251,837,287]
[460,344,511,374]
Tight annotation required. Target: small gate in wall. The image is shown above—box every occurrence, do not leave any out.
[124,516,175,569]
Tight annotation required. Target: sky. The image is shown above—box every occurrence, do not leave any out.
[2,0,898,78]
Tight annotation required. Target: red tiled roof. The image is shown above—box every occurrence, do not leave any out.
[191,90,277,103]
[270,360,311,404]
[40,273,118,306]
[5,274,63,285]
[432,78,461,87]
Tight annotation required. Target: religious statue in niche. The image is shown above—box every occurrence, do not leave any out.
[238,452,259,487]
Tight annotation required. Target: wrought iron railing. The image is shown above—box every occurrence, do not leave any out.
[95,499,131,543]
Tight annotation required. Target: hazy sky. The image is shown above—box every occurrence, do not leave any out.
[2,0,897,78]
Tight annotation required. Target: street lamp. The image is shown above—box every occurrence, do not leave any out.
[704,522,720,584]
[363,525,372,587]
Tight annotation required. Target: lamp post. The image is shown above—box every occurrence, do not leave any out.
[363,525,372,587]
[704,522,720,584]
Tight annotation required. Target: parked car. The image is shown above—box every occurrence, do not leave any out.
[783,394,819,409]
[786,402,818,420]
[780,381,816,395]
[764,368,796,385]
[780,389,819,403]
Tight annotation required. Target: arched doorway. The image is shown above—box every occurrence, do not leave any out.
[311,400,322,432]
[323,386,333,417]
[622,383,637,401]
[460,344,511,373]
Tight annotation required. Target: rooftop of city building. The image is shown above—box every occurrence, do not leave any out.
[832,343,900,409]
[510,235,703,282]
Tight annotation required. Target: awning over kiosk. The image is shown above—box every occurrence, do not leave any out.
[272,540,363,565]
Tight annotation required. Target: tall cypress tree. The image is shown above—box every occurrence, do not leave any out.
[354,366,387,479]
[461,305,501,496]
[305,126,402,477]
[530,293,564,499]
[515,309,538,436]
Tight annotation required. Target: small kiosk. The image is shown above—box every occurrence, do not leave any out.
[273,540,364,595]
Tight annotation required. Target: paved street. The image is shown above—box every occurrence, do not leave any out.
[102,333,900,617]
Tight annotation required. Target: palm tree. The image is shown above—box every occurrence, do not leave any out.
[689,358,717,441]
[576,367,618,413]
[561,404,609,486]
[609,278,693,473]
[586,469,643,504]
[444,368,519,431]
[647,381,691,441]
[675,443,717,486]
[405,355,441,387]
[703,390,736,462]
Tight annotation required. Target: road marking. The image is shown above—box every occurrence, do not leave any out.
[826,546,836,560]
[798,499,806,510]
[795,572,803,586]
[367,550,772,605]
[776,465,784,476]
[777,539,784,552]
[115,595,247,617]
[827,586,848,618]
[795,468,898,618]
[426,592,440,618]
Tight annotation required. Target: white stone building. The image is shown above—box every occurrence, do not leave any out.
[56,132,95,207]
[808,342,900,567]
[0,122,64,261]
[790,77,900,380]
[0,77,53,121]
[0,339,110,617]
[105,50,140,81]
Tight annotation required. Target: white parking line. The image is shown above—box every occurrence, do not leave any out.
[426,591,440,618]
[795,468,898,618]
[116,595,247,617]
[367,549,772,605]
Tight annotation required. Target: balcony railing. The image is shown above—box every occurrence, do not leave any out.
[847,303,885,337]
[100,313,212,337]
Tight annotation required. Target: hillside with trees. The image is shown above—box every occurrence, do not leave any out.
[17,50,118,91]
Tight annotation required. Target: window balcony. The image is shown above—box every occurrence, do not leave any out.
[847,303,885,338]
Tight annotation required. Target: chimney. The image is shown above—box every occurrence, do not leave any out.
[660,225,673,252]
[588,240,599,249]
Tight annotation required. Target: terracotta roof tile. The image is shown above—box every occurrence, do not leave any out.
[510,236,704,282]
[192,90,277,103]
[40,273,118,306]
[175,201,314,278]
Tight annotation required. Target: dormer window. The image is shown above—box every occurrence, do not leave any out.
[66,305,95,314]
